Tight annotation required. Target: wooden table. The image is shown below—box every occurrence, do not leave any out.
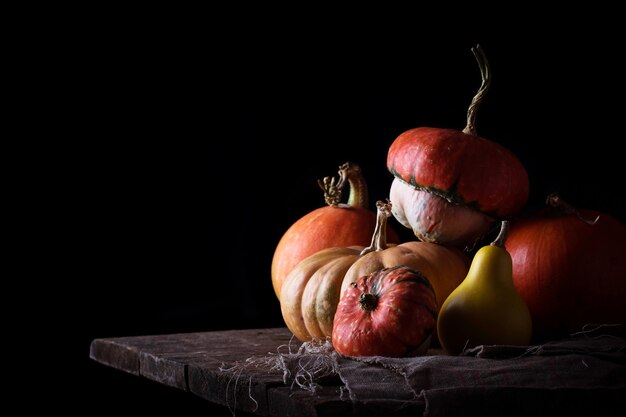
[90,326,625,416]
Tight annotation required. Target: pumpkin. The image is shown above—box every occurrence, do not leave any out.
[271,162,398,299]
[332,266,437,357]
[280,200,469,342]
[505,193,626,341]
[387,45,529,248]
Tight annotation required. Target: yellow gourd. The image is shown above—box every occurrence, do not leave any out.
[437,220,532,355]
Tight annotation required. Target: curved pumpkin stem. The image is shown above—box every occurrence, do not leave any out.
[342,163,369,208]
[317,162,369,208]
[360,199,392,255]
[462,44,491,136]
[546,193,600,225]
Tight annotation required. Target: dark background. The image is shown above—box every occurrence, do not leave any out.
[57,16,625,414]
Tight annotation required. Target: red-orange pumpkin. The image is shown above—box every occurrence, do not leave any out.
[505,194,626,341]
[271,162,398,299]
[332,265,437,357]
[387,45,529,248]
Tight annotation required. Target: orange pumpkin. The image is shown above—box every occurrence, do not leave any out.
[271,162,398,299]
[280,200,469,341]
[506,194,626,341]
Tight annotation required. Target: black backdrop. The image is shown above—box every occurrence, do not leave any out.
[67,19,626,414]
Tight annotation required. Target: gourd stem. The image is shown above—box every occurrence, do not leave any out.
[317,162,369,208]
[359,293,378,311]
[343,162,369,207]
[462,44,491,136]
[317,175,342,207]
[491,220,510,248]
[360,200,392,255]
[546,193,600,225]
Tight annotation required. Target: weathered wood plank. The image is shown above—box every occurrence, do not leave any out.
[268,386,350,417]
[268,386,425,417]
[188,360,285,416]
[184,328,299,415]
[90,338,141,375]
[138,352,190,389]
[90,327,300,413]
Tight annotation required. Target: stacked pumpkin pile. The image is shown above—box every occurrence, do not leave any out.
[271,46,626,357]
